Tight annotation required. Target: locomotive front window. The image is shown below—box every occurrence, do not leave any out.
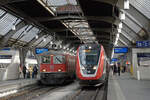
[53,55,65,64]
[79,45,100,67]
[41,56,51,64]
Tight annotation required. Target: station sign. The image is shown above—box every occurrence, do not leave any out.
[136,41,150,48]
[0,48,11,51]
[114,47,128,53]
[0,55,12,59]
[111,58,118,62]
[35,48,48,54]
[137,53,150,58]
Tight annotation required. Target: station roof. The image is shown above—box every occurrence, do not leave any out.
[0,0,149,57]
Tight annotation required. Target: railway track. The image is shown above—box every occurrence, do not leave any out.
[68,81,108,100]
[0,85,59,100]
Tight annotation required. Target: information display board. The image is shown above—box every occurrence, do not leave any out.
[136,41,150,48]
[111,58,118,62]
[114,47,128,53]
[35,48,48,54]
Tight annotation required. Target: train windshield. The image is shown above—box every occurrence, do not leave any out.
[41,56,51,64]
[79,45,100,66]
[53,55,65,64]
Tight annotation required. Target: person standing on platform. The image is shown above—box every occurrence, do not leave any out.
[32,65,38,78]
[118,63,121,76]
[23,65,27,79]
[29,66,33,78]
[113,64,117,75]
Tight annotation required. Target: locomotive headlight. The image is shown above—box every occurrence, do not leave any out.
[81,66,85,69]
[93,66,97,70]
[42,69,46,72]
[58,69,62,72]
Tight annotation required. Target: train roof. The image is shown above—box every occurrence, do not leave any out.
[38,50,65,56]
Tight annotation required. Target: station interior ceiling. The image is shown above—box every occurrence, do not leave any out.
[0,0,149,58]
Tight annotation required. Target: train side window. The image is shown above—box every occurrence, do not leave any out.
[53,55,65,64]
[41,56,51,64]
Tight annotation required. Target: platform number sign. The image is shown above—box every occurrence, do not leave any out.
[136,41,150,48]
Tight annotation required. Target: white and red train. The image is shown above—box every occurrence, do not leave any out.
[39,50,76,85]
[76,44,109,86]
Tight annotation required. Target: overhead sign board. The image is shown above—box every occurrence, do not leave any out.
[35,48,48,54]
[0,55,12,59]
[136,41,150,48]
[137,53,150,58]
[0,48,11,51]
[111,58,118,62]
[114,47,128,53]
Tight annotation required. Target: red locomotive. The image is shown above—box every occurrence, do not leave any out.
[76,44,109,86]
[39,50,76,85]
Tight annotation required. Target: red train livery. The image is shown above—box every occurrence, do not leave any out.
[76,44,109,86]
[39,50,76,85]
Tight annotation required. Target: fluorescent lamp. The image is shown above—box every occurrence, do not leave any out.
[89,46,92,49]
[117,33,120,38]
[119,22,123,29]
[59,45,62,48]
[120,12,125,20]
[43,38,46,42]
[124,0,130,9]
[35,35,38,39]
[118,29,121,33]
[12,25,16,31]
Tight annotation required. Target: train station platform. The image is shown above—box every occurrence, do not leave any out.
[0,79,38,97]
[107,73,150,100]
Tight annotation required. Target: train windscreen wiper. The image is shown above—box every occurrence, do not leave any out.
[55,57,62,63]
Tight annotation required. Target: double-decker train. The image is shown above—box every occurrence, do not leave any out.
[39,50,76,85]
[76,44,109,86]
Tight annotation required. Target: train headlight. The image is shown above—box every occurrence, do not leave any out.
[42,69,46,72]
[93,66,97,70]
[58,69,62,72]
[81,66,85,69]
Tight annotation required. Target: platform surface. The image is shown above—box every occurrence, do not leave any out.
[0,79,38,93]
[107,73,150,100]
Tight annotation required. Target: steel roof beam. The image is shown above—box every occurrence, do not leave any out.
[0,4,62,44]
[122,22,141,39]
[119,35,130,46]
[125,5,150,37]
[46,27,112,33]
[0,21,26,47]
[93,0,118,5]
[0,0,29,5]
[119,32,132,42]
[35,16,116,24]
[118,39,128,46]
[24,31,45,47]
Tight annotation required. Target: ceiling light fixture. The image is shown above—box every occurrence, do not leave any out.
[124,0,130,9]
[120,12,125,20]
[35,35,38,39]
[43,38,46,42]
[118,28,122,33]
[119,22,123,29]
[12,24,16,31]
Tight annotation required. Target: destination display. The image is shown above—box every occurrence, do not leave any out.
[136,41,150,48]
[0,55,12,59]
[111,58,118,62]
[114,47,128,53]
[35,48,48,54]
